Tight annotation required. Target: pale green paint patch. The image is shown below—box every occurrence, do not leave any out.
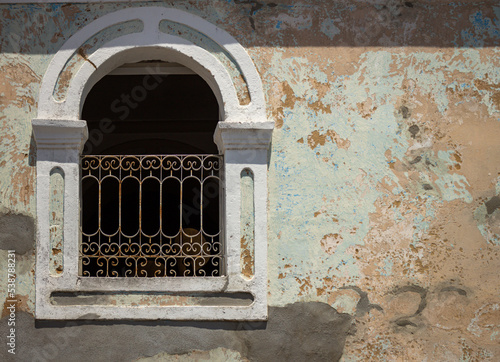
[264,46,497,305]
[331,294,358,316]
[387,49,500,115]
[491,331,499,341]
[0,54,42,216]
[379,257,393,277]
[436,150,472,203]
[474,203,500,246]
[344,51,405,105]
[266,51,412,305]
[434,174,473,203]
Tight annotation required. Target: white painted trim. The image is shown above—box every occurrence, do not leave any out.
[67,34,240,121]
[33,7,273,321]
[37,6,267,123]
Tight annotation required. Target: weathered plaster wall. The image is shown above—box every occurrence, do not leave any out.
[1,1,499,360]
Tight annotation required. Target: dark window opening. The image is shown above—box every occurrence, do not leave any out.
[80,69,222,277]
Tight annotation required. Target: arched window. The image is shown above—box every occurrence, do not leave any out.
[80,64,222,278]
[32,7,272,321]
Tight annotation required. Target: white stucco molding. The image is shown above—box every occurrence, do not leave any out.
[67,36,239,122]
[215,122,273,315]
[37,6,267,123]
[215,121,275,151]
[32,119,88,292]
[32,119,88,155]
[33,7,273,320]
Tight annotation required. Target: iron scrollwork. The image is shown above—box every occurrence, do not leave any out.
[80,154,223,277]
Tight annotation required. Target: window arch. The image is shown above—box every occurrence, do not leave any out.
[32,7,273,320]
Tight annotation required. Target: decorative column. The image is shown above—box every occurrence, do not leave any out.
[32,119,87,317]
[214,121,273,319]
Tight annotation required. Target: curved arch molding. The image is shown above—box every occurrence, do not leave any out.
[36,6,267,123]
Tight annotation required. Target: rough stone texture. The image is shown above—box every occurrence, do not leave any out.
[0,0,499,360]
[0,303,352,362]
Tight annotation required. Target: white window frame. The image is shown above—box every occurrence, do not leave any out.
[32,7,272,320]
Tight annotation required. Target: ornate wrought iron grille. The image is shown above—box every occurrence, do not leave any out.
[80,154,223,277]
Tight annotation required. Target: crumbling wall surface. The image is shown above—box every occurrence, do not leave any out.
[1,1,500,361]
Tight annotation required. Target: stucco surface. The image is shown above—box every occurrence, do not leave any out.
[0,303,352,361]
[0,0,499,360]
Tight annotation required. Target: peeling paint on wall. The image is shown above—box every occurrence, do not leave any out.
[1,1,500,360]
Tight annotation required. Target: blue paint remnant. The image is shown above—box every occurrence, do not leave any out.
[462,11,500,47]
[320,19,340,40]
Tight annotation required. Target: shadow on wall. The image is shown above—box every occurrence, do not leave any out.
[0,1,499,54]
[4,302,353,362]
[0,213,35,255]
